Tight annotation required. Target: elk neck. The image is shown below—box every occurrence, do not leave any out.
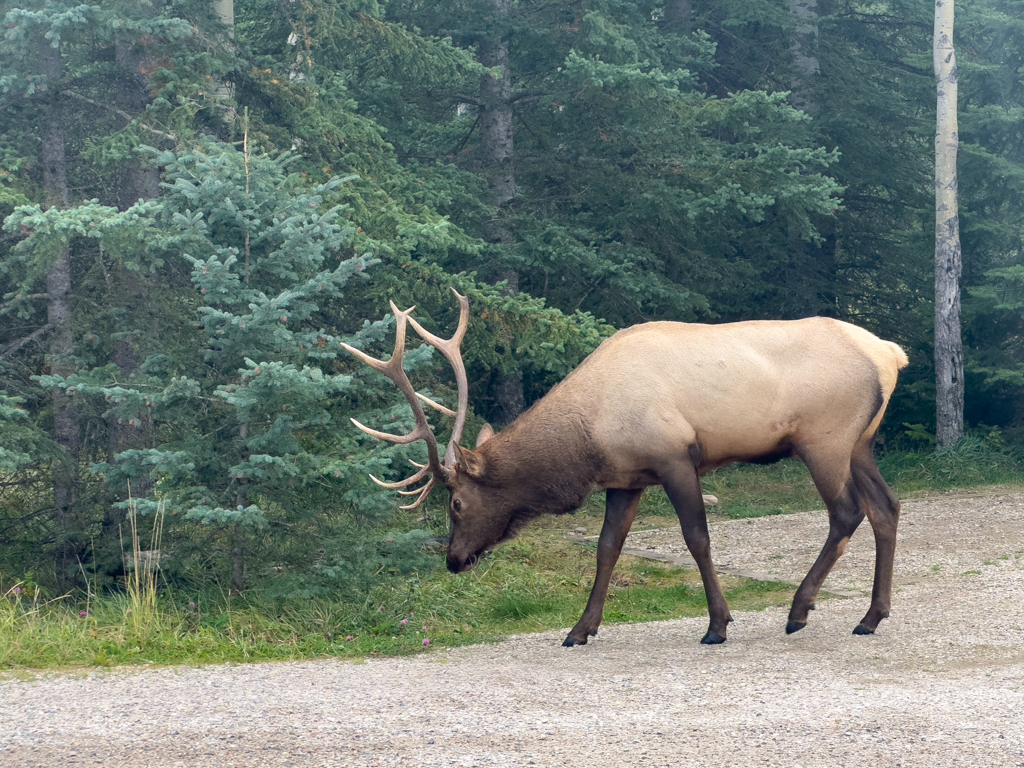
[475,395,603,520]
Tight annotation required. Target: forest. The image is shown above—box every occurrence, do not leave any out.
[0,0,1023,662]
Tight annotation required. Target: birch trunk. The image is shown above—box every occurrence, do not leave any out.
[789,0,820,113]
[40,38,81,586]
[212,0,236,120]
[934,0,964,448]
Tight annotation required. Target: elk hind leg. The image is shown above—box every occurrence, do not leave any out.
[661,461,732,644]
[851,447,900,635]
[563,488,643,647]
[787,451,865,634]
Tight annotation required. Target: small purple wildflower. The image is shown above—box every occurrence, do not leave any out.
[12,586,22,595]
[409,612,414,618]
[422,626,428,632]
[79,611,88,618]
[400,619,408,626]
[189,601,196,608]
[379,604,386,611]
[422,639,430,646]
[345,636,354,642]
[327,632,333,638]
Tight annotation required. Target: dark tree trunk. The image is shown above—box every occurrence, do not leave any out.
[114,35,160,208]
[40,39,82,588]
[479,0,524,425]
[478,0,515,210]
[661,0,692,33]
[230,524,245,596]
[94,33,162,568]
[934,0,964,447]
[230,421,248,595]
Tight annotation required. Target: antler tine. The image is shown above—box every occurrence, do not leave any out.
[367,464,431,490]
[416,392,457,418]
[341,305,449,486]
[406,288,471,467]
[398,477,435,510]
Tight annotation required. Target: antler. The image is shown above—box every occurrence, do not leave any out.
[342,289,471,509]
[407,290,470,467]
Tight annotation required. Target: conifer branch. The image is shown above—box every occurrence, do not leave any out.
[61,91,177,142]
[1,293,49,311]
[0,324,54,360]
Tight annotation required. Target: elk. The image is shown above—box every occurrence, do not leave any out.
[343,290,909,645]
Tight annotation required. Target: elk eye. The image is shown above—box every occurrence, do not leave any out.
[452,498,462,513]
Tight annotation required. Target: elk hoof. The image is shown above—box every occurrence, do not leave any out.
[562,634,588,647]
[852,623,875,635]
[700,631,726,645]
[785,620,806,635]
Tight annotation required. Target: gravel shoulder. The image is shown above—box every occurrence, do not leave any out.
[3,492,1024,767]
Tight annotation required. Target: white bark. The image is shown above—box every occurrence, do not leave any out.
[933,0,964,448]
[213,0,234,30]
[212,0,236,119]
[789,0,820,113]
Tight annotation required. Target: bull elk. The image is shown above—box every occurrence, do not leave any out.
[343,290,909,645]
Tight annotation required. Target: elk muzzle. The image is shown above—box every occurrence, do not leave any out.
[446,551,479,573]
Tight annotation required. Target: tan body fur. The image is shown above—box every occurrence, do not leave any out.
[541,317,906,490]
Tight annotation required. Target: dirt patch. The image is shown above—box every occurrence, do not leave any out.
[2,494,1023,767]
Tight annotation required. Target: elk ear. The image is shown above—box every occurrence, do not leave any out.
[474,423,495,448]
[454,443,486,479]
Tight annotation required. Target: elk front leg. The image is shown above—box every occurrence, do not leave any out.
[661,462,732,645]
[786,500,863,633]
[563,488,643,647]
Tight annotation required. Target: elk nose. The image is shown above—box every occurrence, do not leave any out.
[446,555,463,573]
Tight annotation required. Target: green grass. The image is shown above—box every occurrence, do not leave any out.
[0,513,795,672]
[2,440,1021,673]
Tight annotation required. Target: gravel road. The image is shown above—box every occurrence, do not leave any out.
[2,492,1024,767]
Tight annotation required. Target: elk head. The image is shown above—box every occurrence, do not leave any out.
[342,290,509,572]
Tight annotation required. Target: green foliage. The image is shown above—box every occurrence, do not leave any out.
[0,392,54,471]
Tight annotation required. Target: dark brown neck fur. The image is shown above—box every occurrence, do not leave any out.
[477,401,603,522]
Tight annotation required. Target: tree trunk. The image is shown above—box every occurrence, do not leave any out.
[478,0,524,425]
[230,420,248,595]
[111,31,158,458]
[478,0,515,210]
[93,33,162,574]
[212,0,236,120]
[40,38,81,587]
[661,0,692,33]
[114,35,160,208]
[230,523,245,596]
[933,0,964,448]
[213,0,234,29]
[789,0,820,113]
